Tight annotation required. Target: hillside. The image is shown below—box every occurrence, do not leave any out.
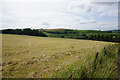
[2,34,118,78]
[44,29,120,42]
[1,29,120,42]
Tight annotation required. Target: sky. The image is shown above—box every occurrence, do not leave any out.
[0,0,119,30]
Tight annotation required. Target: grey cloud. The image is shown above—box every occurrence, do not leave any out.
[92,2,117,6]
[69,1,117,17]
[79,22,86,24]
[88,20,96,23]
[79,19,96,24]
[100,10,118,16]
[86,8,92,12]
[70,2,93,13]
[42,22,51,26]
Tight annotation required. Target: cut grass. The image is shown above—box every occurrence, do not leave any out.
[2,34,118,78]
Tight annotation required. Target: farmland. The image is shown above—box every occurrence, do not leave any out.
[2,34,118,78]
[2,29,120,42]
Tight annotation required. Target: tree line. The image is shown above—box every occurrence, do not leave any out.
[75,34,120,42]
[1,28,47,37]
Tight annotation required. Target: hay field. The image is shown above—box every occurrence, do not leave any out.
[2,34,117,78]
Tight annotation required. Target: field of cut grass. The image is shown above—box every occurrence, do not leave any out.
[2,34,118,78]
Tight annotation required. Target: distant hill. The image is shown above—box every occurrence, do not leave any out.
[43,28,69,31]
[42,28,120,33]
[105,30,120,33]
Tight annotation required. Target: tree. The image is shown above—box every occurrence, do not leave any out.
[2,28,47,37]
[96,34,101,41]
[101,34,105,41]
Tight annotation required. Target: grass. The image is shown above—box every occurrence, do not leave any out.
[53,44,118,78]
[2,34,118,78]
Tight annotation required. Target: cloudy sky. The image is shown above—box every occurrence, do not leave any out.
[0,0,119,30]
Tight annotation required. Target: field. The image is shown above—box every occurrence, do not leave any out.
[2,34,118,78]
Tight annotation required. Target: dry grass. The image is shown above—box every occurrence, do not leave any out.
[2,34,116,78]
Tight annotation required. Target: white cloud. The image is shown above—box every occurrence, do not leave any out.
[1,0,69,3]
[0,0,118,30]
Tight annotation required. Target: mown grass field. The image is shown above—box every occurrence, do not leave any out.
[2,34,118,78]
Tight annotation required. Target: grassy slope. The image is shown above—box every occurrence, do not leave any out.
[44,29,120,39]
[2,34,118,78]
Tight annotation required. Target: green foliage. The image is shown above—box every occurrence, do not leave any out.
[2,28,47,37]
[1,29,120,42]
[45,29,120,42]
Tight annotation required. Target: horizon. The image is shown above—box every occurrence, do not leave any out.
[1,28,120,31]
